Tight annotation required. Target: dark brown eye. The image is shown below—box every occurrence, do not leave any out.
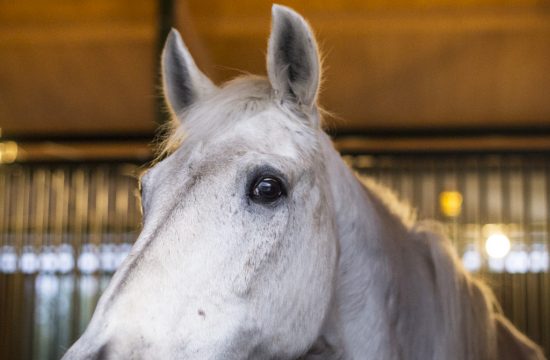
[250,177,285,203]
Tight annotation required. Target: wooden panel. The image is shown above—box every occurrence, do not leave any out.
[1,1,550,137]
[181,2,550,131]
[0,0,157,137]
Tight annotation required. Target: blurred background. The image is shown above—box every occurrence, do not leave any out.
[0,1,549,359]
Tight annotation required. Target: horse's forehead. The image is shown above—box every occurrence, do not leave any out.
[211,110,308,159]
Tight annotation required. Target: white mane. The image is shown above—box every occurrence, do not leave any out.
[351,172,545,359]
[361,174,497,355]
[359,176,417,228]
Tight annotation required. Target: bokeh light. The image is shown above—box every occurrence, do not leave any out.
[485,233,511,259]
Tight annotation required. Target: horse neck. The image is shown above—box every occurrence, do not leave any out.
[320,134,409,358]
[320,134,497,359]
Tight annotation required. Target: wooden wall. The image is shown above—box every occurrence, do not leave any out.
[0,0,157,136]
[181,0,550,131]
[1,1,549,138]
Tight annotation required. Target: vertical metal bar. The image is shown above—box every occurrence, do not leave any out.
[115,169,129,247]
[12,272,24,359]
[0,167,6,357]
[71,168,87,342]
[48,167,61,360]
[511,162,526,331]
[456,157,467,255]
[19,168,34,360]
[463,158,478,261]
[479,156,500,294]
[7,168,17,360]
[0,167,6,246]
[74,168,88,255]
[23,266,35,360]
[500,157,513,319]
[94,167,108,293]
[421,159,436,220]
[11,168,25,359]
[32,167,47,359]
[15,169,28,256]
[68,167,78,346]
[91,167,106,249]
[2,168,13,359]
[52,169,66,248]
[543,162,550,353]
[57,167,73,358]
[32,169,45,250]
[448,156,459,246]
[523,162,538,343]
[21,170,31,264]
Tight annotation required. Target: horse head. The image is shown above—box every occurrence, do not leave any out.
[64,5,340,359]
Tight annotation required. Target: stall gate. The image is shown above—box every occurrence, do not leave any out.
[0,155,549,359]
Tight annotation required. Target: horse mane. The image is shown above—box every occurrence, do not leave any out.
[359,176,417,228]
[413,221,498,359]
[360,177,545,359]
[359,177,493,357]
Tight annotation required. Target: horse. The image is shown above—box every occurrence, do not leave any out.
[63,5,545,359]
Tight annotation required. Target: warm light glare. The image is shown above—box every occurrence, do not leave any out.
[485,233,511,259]
[0,141,18,163]
[439,191,463,217]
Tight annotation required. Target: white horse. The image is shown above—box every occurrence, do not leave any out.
[64,5,545,359]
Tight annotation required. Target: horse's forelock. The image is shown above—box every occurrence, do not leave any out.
[155,75,320,162]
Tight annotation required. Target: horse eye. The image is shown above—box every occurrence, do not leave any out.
[249,176,285,204]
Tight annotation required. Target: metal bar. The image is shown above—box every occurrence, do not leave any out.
[543,163,550,352]
[500,158,513,319]
[523,163,539,342]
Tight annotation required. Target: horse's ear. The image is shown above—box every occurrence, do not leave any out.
[161,29,216,117]
[267,5,320,110]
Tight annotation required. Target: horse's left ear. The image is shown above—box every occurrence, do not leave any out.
[267,5,320,111]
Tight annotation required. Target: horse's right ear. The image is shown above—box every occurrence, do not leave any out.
[161,29,217,117]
